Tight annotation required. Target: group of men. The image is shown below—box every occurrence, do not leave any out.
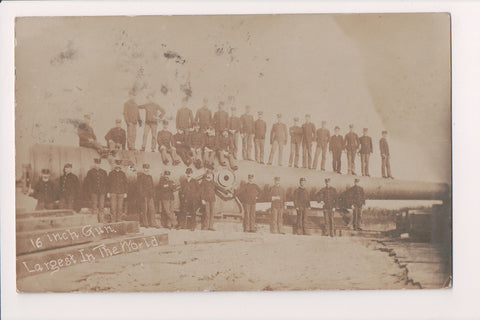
[77,93,393,178]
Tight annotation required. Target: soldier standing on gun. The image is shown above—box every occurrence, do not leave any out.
[241,105,254,161]
[138,92,165,152]
[176,97,194,132]
[229,106,241,159]
[107,160,128,222]
[380,130,394,179]
[136,163,160,228]
[267,113,288,166]
[123,91,142,151]
[329,126,344,174]
[359,128,373,177]
[31,169,58,210]
[313,121,330,171]
[254,111,267,164]
[346,178,365,231]
[302,114,316,169]
[200,172,216,231]
[213,101,229,136]
[59,163,80,211]
[316,178,338,237]
[84,158,108,221]
[157,170,177,229]
[195,97,212,133]
[239,174,262,233]
[288,117,302,168]
[179,167,199,231]
[269,176,286,234]
[344,124,360,175]
[293,177,310,235]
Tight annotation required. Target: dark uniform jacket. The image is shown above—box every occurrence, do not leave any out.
[269,185,286,208]
[123,99,140,124]
[139,103,165,124]
[195,107,212,131]
[78,123,96,147]
[217,135,233,152]
[32,179,58,204]
[359,135,373,154]
[254,119,267,139]
[293,187,310,208]
[105,127,126,149]
[329,135,344,153]
[316,128,330,147]
[173,132,189,148]
[289,125,303,144]
[213,110,229,133]
[344,132,360,151]
[157,176,176,201]
[59,173,80,197]
[240,114,254,134]
[204,134,217,151]
[302,122,316,144]
[136,172,155,198]
[85,168,108,194]
[239,182,262,205]
[176,107,194,130]
[316,186,338,210]
[379,138,390,156]
[229,116,241,132]
[345,185,365,207]
[199,180,216,202]
[189,131,205,149]
[180,178,199,201]
[108,170,128,194]
[270,122,288,145]
[157,130,174,149]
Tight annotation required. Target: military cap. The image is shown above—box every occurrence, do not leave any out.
[363,128,368,132]
[41,169,50,174]
[248,174,254,179]
[293,117,299,121]
[164,170,171,176]
[274,176,280,181]
[276,113,282,118]
[354,178,360,183]
[349,124,354,128]
[185,167,193,174]
[334,126,340,130]
[325,178,331,183]
[64,163,72,168]
[115,119,122,124]
[382,130,388,134]
[162,120,169,125]
[300,177,306,182]
[305,114,311,118]
[143,163,150,169]
[84,114,91,119]
[257,111,263,115]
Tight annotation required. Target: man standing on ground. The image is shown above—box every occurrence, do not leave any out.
[157,170,177,229]
[359,128,373,177]
[123,91,142,151]
[289,117,303,168]
[254,111,267,164]
[380,130,394,179]
[329,126,344,174]
[136,163,160,228]
[346,178,365,230]
[105,119,127,151]
[84,158,108,221]
[269,176,286,234]
[344,124,360,175]
[107,160,128,222]
[179,168,200,230]
[138,92,165,152]
[31,169,58,210]
[59,163,80,211]
[313,121,330,171]
[240,105,254,161]
[302,114,316,169]
[200,172,216,231]
[239,174,262,233]
[229,106,241,159]
[316,178,338,237]
[267,113,288,166]
[293,177,310,235]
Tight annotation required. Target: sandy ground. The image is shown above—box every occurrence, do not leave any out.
[18,224,415,292]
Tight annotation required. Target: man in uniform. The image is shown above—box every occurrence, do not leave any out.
[31,169,58,210]
[139,92,165,152]
[105,119,126,151]
[176,97,194,132]
[188,124,205,168]
[199,172,216,231]
[195,97,212,132]
[267,113,288,166]
[179,167,200,230]
[173,128,193,166]
[302,114,316,169]
[254,111,267,164]
[229,106,241,159]
[84,158,108,220]
[59,163,80,211]
[157,170,177,229]
[240,105,254,161]
[316,178,338,237]
[344,124,360,175]
[216,130,238,170]
[123,91,142,151]
[136,163,160,228]
[269,176,286,234]
[107,160,128,222]
[288,117,303,168]
[329,126,344,174]
[213,101,229,135]
[359,128,373,177]
[78,114,106,154]
[313,121,330,171]
[293,177,310,235]
[380,130,394,179]
[346,178,365,230]
[203,127,217,169]
[157,120,181,166]
[239,174,262,232]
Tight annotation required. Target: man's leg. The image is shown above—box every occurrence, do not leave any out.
[110,194,118,222]
[294,142,300,167]
[347,151,352,174]
[127,123,136,150]
[117,196,124,222]
[242,136,247,160]
[278,208,284,233]
[35,201,45,210]
[150,124,158,151]
[247,134,253,160]
[270,207,278,233]
[140,197,148,227]
[312,145,321,170]
[302,208,307,235]
[289,142,294,167]
[254,139,259,162]
[307,143,313,169]
[328,209,335,237]
[302,142,307,168]
[227,154,238,170]
[365,154,370,176]
[141,124,151,151]
[386,155,392,177]
[267,141,277,165]
[259,139,265,164]
[360,154,365,176]
[169,148,181,165]
[208,201,215,229]
[242,203,249,232]
[278,143,284,166]
[147,197,158,227]
[249,204,256,232]
[381,156,387,177]
[320,145,327,171]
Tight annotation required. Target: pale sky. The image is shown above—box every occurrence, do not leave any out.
[15,14,451,183]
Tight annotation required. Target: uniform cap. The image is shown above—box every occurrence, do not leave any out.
[84,114,91,119]
[354,178,360,183]
[248,174,254,179]
[257,111,263,115]
[143,163,150,169]
[164,170,171,176]
[382,130,388,134]
[300,177,306,182]
[94,158,101,164]
[115,119,122,124]
[363,128,368,132]
[64,163,72,169]
[293,117,299,121]
[274,176,280,181]
[305,114,311,118]
[186,167,193,174]
[325,178,331,183]
[41,169,50,174]
[349,124,354,128]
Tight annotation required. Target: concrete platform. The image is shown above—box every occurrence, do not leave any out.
[16,209,76,219]
[16,214,99,232]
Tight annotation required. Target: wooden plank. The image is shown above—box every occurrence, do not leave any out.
[16,233,168,279]
[16,209,75,219]
[16,221,140,255]
[16,214,99,232]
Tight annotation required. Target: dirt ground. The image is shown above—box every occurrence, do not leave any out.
[17,223,416,292]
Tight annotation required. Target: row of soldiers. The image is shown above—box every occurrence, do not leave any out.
[77,93,393,178]
[31,159,366,235]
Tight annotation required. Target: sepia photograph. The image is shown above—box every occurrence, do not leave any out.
[14,13,451,293]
